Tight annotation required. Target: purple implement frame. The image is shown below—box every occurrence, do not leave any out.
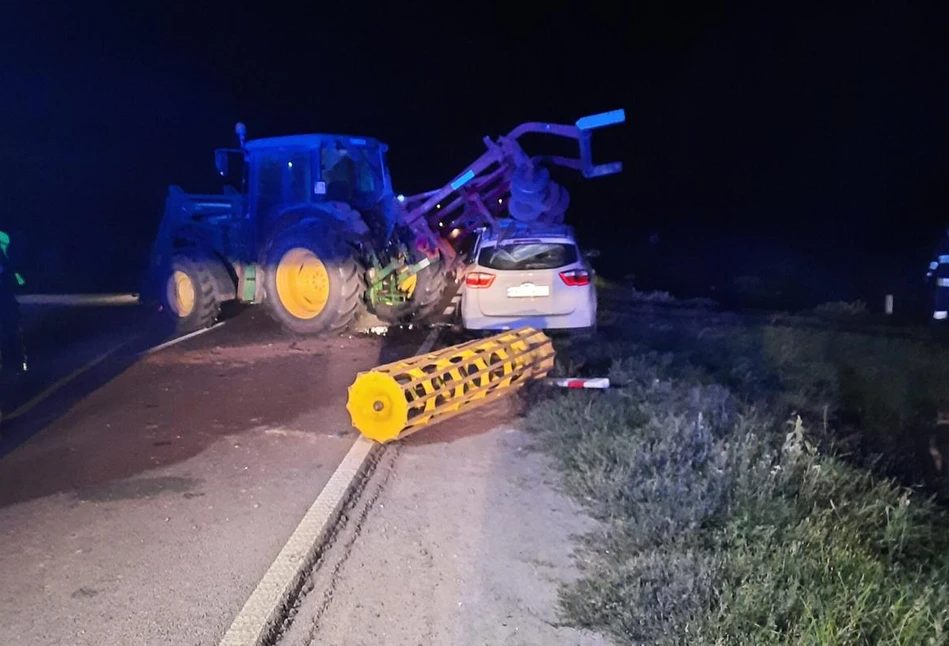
[399,109,626,270]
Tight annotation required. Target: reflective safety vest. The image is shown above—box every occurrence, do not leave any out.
[0,231,25,286]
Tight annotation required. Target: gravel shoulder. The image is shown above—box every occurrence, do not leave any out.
[277,400,610,646]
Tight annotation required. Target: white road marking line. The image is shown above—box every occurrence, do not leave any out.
[144,323,223,355]
[218,326,442,646]
[19,293,139,306]
[443,306,455,316]
[451,295,461,303]
[7,322,223,421]
[6,338,134,420]
[218,436,379,646]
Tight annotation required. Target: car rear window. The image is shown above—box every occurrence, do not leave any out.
[477,242,578,271]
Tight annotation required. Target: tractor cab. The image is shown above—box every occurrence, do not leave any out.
[215,126,396,238]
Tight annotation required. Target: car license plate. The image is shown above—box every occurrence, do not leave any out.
[506,283,549,298]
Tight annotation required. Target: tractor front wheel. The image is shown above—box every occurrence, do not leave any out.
[159,253,221,334]
[261,225,364,335]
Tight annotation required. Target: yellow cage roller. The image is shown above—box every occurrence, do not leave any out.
[346,327,555,443]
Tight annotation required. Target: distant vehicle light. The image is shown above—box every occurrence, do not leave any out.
[397,194,405,202]
[449,228,461,239]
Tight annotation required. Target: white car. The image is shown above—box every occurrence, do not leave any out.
[460,224,597,332]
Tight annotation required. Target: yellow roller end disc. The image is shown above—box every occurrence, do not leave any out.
[346,371,410,443]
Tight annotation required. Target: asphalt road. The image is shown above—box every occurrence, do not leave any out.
[0,303,439,646]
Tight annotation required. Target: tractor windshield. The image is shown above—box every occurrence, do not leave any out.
[321,142,386,205]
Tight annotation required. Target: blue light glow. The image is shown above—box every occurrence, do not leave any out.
[450,169,475,190]
[576,109,626,130]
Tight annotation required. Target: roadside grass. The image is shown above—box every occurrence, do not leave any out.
[523,292,949,645]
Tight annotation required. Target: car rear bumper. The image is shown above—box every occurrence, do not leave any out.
[460,309,595,331]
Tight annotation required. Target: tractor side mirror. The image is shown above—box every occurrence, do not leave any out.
[214,150,229,177]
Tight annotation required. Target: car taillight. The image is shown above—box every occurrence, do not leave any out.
[465,271,496,288]
[559,269,591,287]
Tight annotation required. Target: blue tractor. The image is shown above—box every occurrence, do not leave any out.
[143,110,625,336]
[143,123,447,335]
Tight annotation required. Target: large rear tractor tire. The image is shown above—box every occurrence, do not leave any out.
[373,255,448,324]
[159,253,222,334]
[261,224,364,335]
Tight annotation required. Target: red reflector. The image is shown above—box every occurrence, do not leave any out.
[465,271,496,288]
[559,270,590,286]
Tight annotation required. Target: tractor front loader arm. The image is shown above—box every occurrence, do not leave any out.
[398,109,626,270]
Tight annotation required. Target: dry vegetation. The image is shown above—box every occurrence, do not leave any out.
[523,287,949,645]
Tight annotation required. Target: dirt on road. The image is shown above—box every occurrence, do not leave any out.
[0,307,430,646]
[277,400,609,646]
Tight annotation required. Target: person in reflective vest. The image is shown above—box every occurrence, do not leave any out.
[926,227,949,321]
[0,230,27,375]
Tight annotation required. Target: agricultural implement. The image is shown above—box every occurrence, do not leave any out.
[398,108,626,272]
[141,110,624,336]
[347,327,555,443]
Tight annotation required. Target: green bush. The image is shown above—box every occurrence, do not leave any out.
[569,310,949,481]
[525,313,949,645]
[629,287,677,303]
[708,418,949,645]
[812,299,870,319]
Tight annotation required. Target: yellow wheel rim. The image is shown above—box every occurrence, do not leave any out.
[275,247,331,320]
[170,270,195,318]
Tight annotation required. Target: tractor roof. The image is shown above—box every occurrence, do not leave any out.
[244,134,387,152]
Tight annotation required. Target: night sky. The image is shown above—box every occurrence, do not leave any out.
[2,2,948,308]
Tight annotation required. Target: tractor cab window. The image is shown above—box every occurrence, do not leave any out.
[253,149,311,218]
[284,151,310,205]
[354,147,380,194]
[254,152,284,218]
[321,143,381,202]
[322,145,355,201]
